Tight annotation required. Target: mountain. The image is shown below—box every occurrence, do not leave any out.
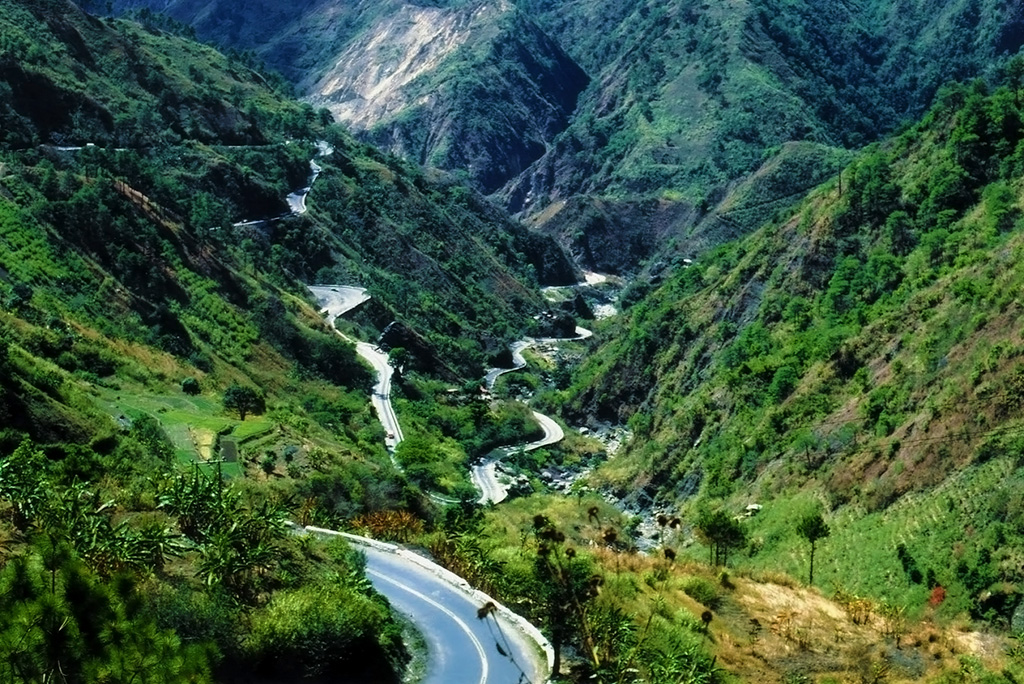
[0,3,576,679]
[505,0,1024,270]
[556,76,1024,627]
[3,0,578,375]
[103,0,1024,274]
[307,2,588,195]
[104,0,589,195]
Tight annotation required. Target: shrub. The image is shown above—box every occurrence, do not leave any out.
[243,581,406,680]
[682,576,720,608]
[182,377,201,395]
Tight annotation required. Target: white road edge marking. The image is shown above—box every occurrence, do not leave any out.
[366,567,489,684]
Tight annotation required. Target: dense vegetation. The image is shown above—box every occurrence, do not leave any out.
[506,0,1022,273]
[560,72,1024,635]
[0,442,408,682]
[0,1,580,681]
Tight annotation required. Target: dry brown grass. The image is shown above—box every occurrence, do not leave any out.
[189,426,217,461]
[716,574,1011,683]
[584,545,1015,682]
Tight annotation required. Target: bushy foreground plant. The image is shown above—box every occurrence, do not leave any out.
[0,537,214,684]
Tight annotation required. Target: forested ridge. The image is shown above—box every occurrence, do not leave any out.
[0,1,576,680]
[6,0,1024,683]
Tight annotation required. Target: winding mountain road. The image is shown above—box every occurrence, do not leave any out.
[483,329,592,390]
[470,410,566,505]
[236,141,332,226]
[305,287,557,680]
[473,328,593,504]
[483,340,530,390]
[304,528,552,684]
[286,158,322,214]
[308,285,403,452]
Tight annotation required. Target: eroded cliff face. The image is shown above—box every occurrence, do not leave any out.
[306,1,588,194]
[309,3,499,132]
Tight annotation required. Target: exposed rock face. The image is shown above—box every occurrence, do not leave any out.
[310,3,486,132]
[534,310,576,338]
[525,197,702,277]
[307,2,588,194]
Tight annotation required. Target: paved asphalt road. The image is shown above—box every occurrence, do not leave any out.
[483,340,530,389]
[306,529,550,684]
[353,338,404,451]
[307,285,403,451]
[286,159,321,214]
[470,410,565,505]
[307,285,371,320]
[470,454,509,505]
[475,329,583,504]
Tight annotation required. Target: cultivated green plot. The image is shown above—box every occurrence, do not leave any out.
[94,388,273,469]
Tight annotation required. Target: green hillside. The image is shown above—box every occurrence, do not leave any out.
[558,75,1024,628]
[0,1,576,680]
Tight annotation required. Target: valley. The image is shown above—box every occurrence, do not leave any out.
[4,1,1024,683]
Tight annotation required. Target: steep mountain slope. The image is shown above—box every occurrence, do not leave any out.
[0,0,361,441]
[505,0,1023,270]
[307,2,588,195]
[9,2,1024,682]
[0,0,577,513]
[560,78,1024,625]
[0,2,437,681]
[106,0,1023,275]
[105,0,589,194]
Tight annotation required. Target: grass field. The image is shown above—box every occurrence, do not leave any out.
[677,456,1023,623]
[94,386,273,474]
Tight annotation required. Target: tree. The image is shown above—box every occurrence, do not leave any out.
[222,383,264,421]
[387,347,409,377]
[694,508,746,566]
[0,539,214,683]
[797,511,830,585]
[188,191,230,241]
[1005,53,1024,106]
[530,515,601,675]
